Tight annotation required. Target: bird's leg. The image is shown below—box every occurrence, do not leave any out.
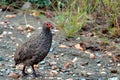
[32,65,40,77]
[22,65,28,76]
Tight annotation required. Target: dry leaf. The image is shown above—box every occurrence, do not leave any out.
[59,44,67,48]
[74,44,81,49]
[74,42,86,51]
[64,61,72,69]
[50,70,58,77]
[25,24,35,32]
[32,11,39,17]
[8,72,20,79]
[112,55,120,62]
[17,26,24,31]
[5,14,16,18]
[89,54,95,59]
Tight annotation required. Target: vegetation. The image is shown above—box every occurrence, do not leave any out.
[1,0,120,38]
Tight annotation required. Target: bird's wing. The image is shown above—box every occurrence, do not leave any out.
[15,36,42,62]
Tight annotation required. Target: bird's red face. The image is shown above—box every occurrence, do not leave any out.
[45,22,53,29]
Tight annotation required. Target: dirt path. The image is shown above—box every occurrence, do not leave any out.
[0,11,120,80]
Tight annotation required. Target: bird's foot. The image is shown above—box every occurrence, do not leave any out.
[32,73,40,77]
[22,73,28,76]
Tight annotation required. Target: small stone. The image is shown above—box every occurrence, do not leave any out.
[40,61,45,64]
[49,47,54,52]
[96,60,101,63]
[27,68,32,73]
[6,69,11,75]
[79,78,86,80]
[49,61,57,66]
[0,35,3,38]
[66,78,73,80]
[8,72,20,79]
[0,56,4,61]
[39,66,44,70]
[8,32,12,34]
[50,70,58,77]
[97,64,102,66]
[51,65,59,70]
[60,53,64,56]
[90,54,95,59]
[108,77,119,80]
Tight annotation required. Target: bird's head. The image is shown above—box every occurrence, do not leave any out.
[43,22,54,30]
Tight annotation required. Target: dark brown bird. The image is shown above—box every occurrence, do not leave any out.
[14,22,53,77]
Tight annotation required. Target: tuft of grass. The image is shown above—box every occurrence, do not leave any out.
[53,0,88,37]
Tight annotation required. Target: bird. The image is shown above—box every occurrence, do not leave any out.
[14,22,53,77]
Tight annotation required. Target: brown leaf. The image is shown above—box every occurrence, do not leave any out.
[89,54,95,59]
[25,24,35,32]
[74,42,86,51]
[5,14,16,18]
[59,44,67,48]
[50,70,58,77]
[64,61,72,69]
[112,55,120,62]
[17,26,24,31]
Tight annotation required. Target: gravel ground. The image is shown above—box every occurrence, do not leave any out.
[0,11,120,80]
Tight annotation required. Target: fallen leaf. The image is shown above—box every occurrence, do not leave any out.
[59,44,67,48]
[64,61,72,69]
[89,54,95,59]
[50,70,58,77]
[17,26,24,31]
[74,42,86,51]
[5,14,16,18]
[25,24,35,32]
[112,55,120,62]
[32,11,39,17]
[8,72,20,79]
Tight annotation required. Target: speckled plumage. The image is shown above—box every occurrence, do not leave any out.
[14,22,53,77]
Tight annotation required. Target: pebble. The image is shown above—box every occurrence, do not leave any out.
[6,69,11,75]
[49,47,54,52]
[40,61,45,64]
[49,61,57,66]
[39,66,44,70]
[108,77,119,80]
[79,78,86,80]
[96,60,101,63]
[0,56,4,61]
[27,68,32,73]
